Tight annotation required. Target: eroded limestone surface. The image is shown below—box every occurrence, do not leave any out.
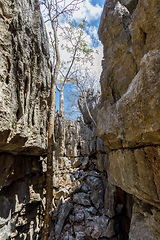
[98,0,160,149]
[98,0,160,239]
[0,153,45,239]
[0,0,51,155]
[0,0,50,239]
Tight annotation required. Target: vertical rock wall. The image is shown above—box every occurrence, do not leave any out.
[0,0,51,239]
[98,0,160,239]
[0,0,51,155]
[0,154,44,240]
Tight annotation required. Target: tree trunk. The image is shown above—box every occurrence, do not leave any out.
[41,19,60,240]
[59,87,65,156]
[60,87,64,117]
[41,79,56,240]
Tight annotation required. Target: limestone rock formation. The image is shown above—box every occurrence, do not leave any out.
[0,0,50,239]
[0,0,51,155]
[0,153,45,239]
[78,89,101,125]
[52,94,131,240]
[129,200,160,240]
[1,0,160,239]
[98,0,160,239]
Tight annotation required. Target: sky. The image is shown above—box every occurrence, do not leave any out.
[41,0,105,119]
[58,0,105,79]
[72,0,105,74]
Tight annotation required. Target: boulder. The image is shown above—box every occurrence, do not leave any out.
[73,193,91,206]
[55,201,73,239]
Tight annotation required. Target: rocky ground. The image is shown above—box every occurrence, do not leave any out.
[48,108,132,240]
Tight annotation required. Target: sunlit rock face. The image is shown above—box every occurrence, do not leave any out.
[78,89,101,125]
[0,0,50,239]
[0,0,51,155]
[98,0,160,149]
[98,0,160,239]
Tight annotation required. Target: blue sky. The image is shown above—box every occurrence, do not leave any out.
[45,0,105,75]
[72,0,105,73]
[45,0,106,118]
[89,0,105,27]
[92,0,105,6]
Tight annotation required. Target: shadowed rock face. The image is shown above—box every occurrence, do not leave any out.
[0,0,51,155]
[98,0,160,239]
[0,152,45,240]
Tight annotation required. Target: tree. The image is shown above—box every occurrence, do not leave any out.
[39,0,83,239]
[56,20,95,155]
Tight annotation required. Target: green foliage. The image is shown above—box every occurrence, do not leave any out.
[58,19,97,86]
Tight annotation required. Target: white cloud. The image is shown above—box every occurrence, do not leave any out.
[93,43,103,79]
[86,25,99,44]
[42,0,103,82]
[73,0,103,23]
[45,22,103,83]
